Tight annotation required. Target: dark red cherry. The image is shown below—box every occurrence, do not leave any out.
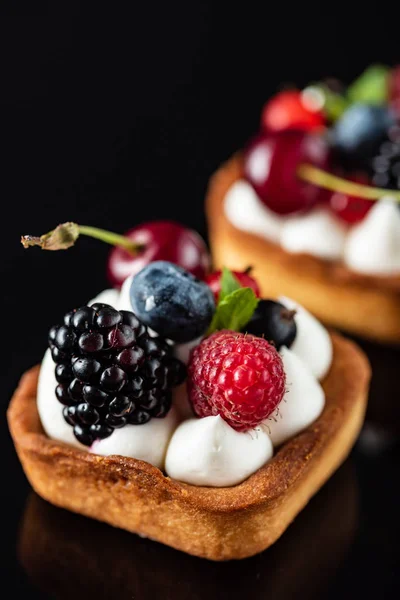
[243,131,331,215]
[107,221,210,288]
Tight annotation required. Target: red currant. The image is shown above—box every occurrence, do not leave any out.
[328,173,373,224]
[243,130,331,215]
[261,90,325,133]
[205,269,261,303]
[107,221,210,288]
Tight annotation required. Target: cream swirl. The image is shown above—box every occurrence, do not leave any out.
[224,179,400,275]
[165,416,273,487]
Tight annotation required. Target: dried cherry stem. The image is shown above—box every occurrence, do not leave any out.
[21,222,143,254]
[298,164,400,201]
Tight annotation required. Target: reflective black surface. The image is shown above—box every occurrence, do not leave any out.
[1,5,400,599]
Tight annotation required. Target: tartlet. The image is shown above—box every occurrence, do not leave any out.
[206,155,400,346]
[8,332,369,561]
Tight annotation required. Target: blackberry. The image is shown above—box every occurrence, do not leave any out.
[370,124,400,190]
[49,303,186,446]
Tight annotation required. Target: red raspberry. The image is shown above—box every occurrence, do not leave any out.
[205,269,261,303]
[188,331,286,432]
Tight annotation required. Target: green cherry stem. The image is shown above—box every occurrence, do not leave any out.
[21,222,142,254]
[297,163,400,202]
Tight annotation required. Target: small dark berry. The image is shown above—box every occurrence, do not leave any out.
[127,409,151,425]
[100,366,127,392]
[68,378,85,401]
[107,324,135,349]
[54,326,77,351]
[165,357,187,386]
[51,346,68,364]
[63,405,79,426]
[95,306,122,328]
[82,385,110,407]
[64,310,76,327]
[116,347,145,373]
[120,310,141,331]
[140,388,163,410]
[91,303,109,311]
[72,307,96,331]
[125,375,144,399]
[55,384,74,406]
[48,325,59,344]
[108,395,132,417]
[104,414,127,428]
[151,393,172,418]
[73,425,94,446]
[145,359,167,387]
[72,357,102,382]
[90,423,113,440]
[244,300,297,350]
[139,336,170,357]
[76,403,100,425]
[78,331,104,353]
[55,362,73,384]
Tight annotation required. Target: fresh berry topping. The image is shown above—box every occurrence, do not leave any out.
[206,268,261,303]
[48,303,186,446]
[188,331,286,431]
[129,261,215,343]
[332,104,394,165]
[244,300,297,349]
[107,221,210,288]
[243,131,330,215]
[261,90,325,133]
[370,124,400,190]
[71,306,96,331]
[328,172,373,224]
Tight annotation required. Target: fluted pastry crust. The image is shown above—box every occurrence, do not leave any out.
[8,333,369,560]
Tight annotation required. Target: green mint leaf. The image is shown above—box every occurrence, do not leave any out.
[208,287,258,334]
[347,64,390,105]
[219,266,241,302]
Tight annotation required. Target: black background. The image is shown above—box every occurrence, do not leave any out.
[1,5,400,599]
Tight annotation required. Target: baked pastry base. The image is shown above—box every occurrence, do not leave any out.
[8,333,369,561]
[18,461,357,599]
[206,155,400,345]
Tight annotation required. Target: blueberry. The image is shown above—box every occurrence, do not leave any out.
[129,261,215,343]
[244,300,297,350]
[332,104,395,163]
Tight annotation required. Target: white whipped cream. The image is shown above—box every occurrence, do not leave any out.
[224,180,284,243]
[281,207,346,260]
[267,347,325,446]
[344,197,400,274]
[279,296,332,380]
[165,415,273,487]
[224,182,400,275]
[117,274,134,311]
[91,408,178,470]
[38,349,85,449]
[88,288,120,308]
